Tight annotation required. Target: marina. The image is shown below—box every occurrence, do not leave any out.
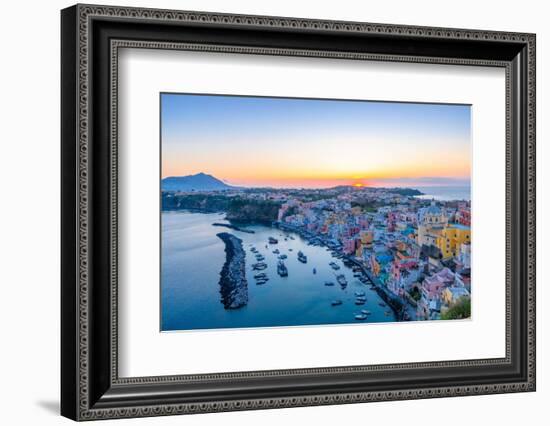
[161,211,396,331]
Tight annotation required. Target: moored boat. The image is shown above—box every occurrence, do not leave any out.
[331,300,343,306]
[277,260,288,277]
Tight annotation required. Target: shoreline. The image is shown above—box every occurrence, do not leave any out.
[276,221,405,321]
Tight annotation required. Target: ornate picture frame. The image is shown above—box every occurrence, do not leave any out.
[61,4,536,421]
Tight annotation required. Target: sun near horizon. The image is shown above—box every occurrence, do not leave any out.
[161,93,472,189]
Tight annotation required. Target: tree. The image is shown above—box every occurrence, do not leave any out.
[441,297,471,320]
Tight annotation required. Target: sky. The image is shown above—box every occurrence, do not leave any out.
[161,93,471,189]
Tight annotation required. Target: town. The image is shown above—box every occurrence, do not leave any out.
[163,184,471,322]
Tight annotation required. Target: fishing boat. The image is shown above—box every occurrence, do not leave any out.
[324,281,335,286]
[355,314,368,320]
[277,260,288,277]
[252,262,267,271]
[336,274,347,287]
[297,251,308,263]
[331,300,343,306]
[268,237,278,244]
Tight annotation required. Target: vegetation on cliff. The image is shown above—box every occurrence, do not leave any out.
[162,192,281,223]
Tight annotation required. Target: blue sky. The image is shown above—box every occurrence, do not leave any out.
[161,93,471,188]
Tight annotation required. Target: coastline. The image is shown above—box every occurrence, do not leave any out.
[276,221,402,321]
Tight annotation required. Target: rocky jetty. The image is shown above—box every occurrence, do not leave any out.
[216,232,248,309]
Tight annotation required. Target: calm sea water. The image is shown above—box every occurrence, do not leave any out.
[413,185,471,201]
[161,211,394,331]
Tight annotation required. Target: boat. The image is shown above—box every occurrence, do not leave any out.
[278,254,287,260]
[272,249,280,254]
[256,279,269,285]
[361,310,371,315]
[331,300,343,306]
[378,302,386,307]
[355,314,368,320]
[252,262,267,271]
[268,237,278,244]
[329,262,340,270]
[355,299,366,305]
[354,291,366,297]
[277,260,288,277]
[313,268,317,274]
[336,274,347,287]
[324,281,335,286]
[255,255,265,261]
[254,273,267,279]
[297,251,308,263]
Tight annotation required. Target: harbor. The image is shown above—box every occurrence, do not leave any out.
[161,210,396,331]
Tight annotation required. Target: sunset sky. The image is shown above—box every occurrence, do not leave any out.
[161,93,471,189]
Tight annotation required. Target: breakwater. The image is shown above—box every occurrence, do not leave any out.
[212,223,255,234]
[216,232,248,309]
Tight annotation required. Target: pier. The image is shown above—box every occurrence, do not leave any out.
[216,232,249,309]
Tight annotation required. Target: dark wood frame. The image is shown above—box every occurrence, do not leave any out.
[61,3,536,421]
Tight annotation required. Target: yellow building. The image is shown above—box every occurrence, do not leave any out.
[360,230,374,245]
[435,224,471,259]
[417,202,448,247]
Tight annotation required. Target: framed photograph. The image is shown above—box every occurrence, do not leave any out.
[61,4,536,421]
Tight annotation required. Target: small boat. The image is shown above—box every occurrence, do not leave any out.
[297,251,308,263]
[354,291,366,297]
[355,314,368,320]
[277,260,288,277]
[288,248,293,252]
[313,268,317,274]
[252,262,267,271]
[272,249,280,254]
[254,273,267,279]
[361,310,371,315]
[324,281,335,286]
[256,279,269,285]
[278,254,288,260]
[255,255,265,261]
[336,274,347,287]
[268,237,278,244]
[331,300,343,306]
[355,299,366,305]
[329,262,340,270]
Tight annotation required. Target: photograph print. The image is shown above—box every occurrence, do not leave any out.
[160,93,472,332]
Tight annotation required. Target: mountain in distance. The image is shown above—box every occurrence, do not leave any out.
[161,172,238,192]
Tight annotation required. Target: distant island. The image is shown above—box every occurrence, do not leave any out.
[161,172,238,192]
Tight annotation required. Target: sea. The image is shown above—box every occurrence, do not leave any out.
[412,185,471,202]
[161,211,395,332]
